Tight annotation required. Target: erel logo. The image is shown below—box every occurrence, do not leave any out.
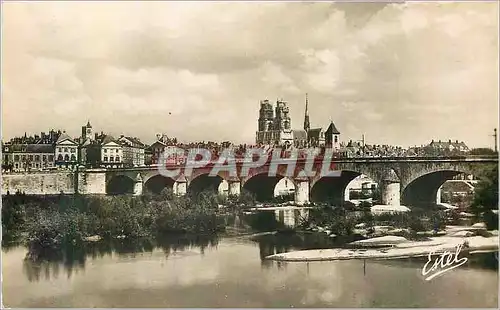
[421,243,469,281]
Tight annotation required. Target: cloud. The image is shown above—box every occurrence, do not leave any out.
[2,2,498,148]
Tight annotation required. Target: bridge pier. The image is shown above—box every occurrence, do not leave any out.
[344,186,350,201]
[381,181,400,206]
[294,174,310,205]
[133,173,143,196]
[381,169,401,206]
[79,169,107,194]
[228,177,241,197]
[436,186,442,204]
[175,176,187,196]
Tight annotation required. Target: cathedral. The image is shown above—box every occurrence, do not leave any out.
[255,94,341,149]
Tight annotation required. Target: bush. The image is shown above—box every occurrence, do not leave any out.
[482,210,499,230]
[6,191,227,257]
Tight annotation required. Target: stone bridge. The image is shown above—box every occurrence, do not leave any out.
[93,156,497,207]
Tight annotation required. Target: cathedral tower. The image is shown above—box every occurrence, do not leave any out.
[258,100,274,131]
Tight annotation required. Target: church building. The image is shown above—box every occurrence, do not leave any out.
[256,94,341,149]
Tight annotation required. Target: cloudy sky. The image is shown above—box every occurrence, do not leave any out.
[2,1,498,147]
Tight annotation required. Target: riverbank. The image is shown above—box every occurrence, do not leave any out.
[265,230,499,262]
[1,191,237,255]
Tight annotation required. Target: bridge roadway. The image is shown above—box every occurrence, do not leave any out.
[97,155,497,207]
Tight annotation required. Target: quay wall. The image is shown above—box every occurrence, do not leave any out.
[2,172,76,195]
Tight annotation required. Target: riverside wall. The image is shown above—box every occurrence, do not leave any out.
[2,172,76,195]
[1,170,107,195]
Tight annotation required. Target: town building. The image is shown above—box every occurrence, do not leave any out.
[325,121,341,149]
[55,132,79,169]
[411,139,471,156]
[1,129,63,172]
[2,143,55,172]
[100,135,123,168]
[118,135,146,167]
[148,134,185,165]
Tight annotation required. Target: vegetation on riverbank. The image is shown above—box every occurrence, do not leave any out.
[299,203,451,240]
[471,165,499,230]
[2,190,242,255]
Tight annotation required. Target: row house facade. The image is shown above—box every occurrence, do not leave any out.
[80,133,123,168]
[101,135,124,168]
[2,121,147,171]
[148,138,186,166]
[78,122,146,168]
[118,135,146,167]
[55,132,79,169]
[2,143,56,172]
[2,129,61,172]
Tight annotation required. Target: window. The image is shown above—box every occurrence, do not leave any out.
[64,154,69,161]
[57,154,63,161]
[42,155,47,161]
[104,149,107,153]
[71,148,75,153]
[64,148,68,152]
[48,155,54,161]
[58,148,62,152]
[35,155,40,161]
[15,163,18,169]
[36,163,39,168]
[334,136,338,143]
[71,154,76,161]
[14,155,19,161]
[29,155,33,161]
[115,156,120,162]
[103,156,108,162]
[110,157,114,162]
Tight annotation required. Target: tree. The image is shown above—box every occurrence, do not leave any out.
[471,165,498,229]
[469,148,497,155]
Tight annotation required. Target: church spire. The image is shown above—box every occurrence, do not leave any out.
[304,93,310,132]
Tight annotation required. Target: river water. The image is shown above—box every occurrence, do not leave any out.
[2,233,498,308]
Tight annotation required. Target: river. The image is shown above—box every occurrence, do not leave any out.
[2,233,498,308]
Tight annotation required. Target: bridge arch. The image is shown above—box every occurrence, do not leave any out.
[242,172,296,202]
[144,174,176,194]
[309,164,387,204]
[401,169,474,207]
[187,173,224,196]
[310,170,363,204]
[106,175,135,195]
[398,161,490,207]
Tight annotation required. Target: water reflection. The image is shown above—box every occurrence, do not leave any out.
[12,231,500,284]
[3,232,498,308]
[21,234,220,282]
